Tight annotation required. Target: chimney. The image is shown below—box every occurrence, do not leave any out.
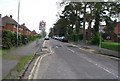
[10,15,12,18]
[23,23,25,26]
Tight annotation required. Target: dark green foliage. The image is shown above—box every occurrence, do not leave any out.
[2,30,40,49]
[67,34,83,42]
[2,30,14,48]
[89,33,100,45]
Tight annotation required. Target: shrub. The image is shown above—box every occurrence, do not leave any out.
[90,33,100,45]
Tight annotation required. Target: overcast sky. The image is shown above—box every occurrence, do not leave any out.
[0,0,64,33]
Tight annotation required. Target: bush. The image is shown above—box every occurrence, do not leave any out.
[89,33,100,45]
[2,30,14,48]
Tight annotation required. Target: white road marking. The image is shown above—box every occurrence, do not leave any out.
[28,56,41,79]
[33,47,54,79]
[67,48,75,53]
[28,40,47,79]
[65,43,118,78]
[76,53,118,78]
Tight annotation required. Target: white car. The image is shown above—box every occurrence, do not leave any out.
[45,36,49,40]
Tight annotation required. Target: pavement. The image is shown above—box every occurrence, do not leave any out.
[72,41,119,58]
[28,39,119,79]
[2,38,44,79]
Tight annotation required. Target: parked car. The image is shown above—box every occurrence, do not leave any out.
[61,36,68,42]
[45,36,49,40]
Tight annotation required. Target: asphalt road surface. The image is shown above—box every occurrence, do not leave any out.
[30,39,119,79]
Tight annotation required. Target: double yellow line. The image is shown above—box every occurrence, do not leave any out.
[28,40,54,79]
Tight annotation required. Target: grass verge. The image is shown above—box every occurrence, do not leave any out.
[101,42,120,51]
[4,55,33,79]
[11,55,32,72]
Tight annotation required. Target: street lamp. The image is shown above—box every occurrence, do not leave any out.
[99,26,102,49]
[17,0,20,47]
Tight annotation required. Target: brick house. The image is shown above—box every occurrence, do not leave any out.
[31,30,37,35]
[20,23,31,35]
[114,22,120,37]
[113,22,120,42]
[101,22,120,42]
[2,15,31,35]
[79,28,93,40]
[2,15,18,32]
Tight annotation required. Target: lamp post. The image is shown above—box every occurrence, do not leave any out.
[17,0,20,47]
[99,26,102,48]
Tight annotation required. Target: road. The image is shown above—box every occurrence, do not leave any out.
[29,38,119,79]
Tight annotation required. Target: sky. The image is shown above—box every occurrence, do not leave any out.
[0,0,64,33]
[1,0,119,34]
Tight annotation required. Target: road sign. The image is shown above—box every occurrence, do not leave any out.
[39,21,46,30]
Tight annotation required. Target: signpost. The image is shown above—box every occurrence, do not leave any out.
[39,20,46,30]
[39,20,46,51]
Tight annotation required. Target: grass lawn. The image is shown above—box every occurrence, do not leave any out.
[101,42,120,51]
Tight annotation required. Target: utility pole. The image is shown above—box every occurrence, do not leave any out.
[17,0,20,47]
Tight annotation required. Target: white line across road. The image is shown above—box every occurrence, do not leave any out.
[66,47,118,78]
[67,48,75,53]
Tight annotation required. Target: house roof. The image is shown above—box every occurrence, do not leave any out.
[31,30,37,34]
[2,15,18,27]
[20,24,31,32]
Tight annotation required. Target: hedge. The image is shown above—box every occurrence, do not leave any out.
[2,30,41,49]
